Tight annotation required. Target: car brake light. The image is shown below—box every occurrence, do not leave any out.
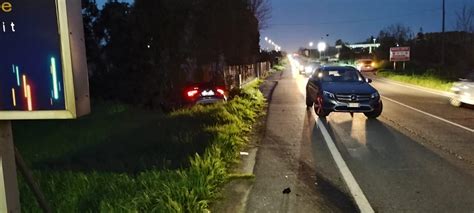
[186,87,199,97]
[216,88,225,96]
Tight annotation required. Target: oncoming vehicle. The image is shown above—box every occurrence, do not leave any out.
[306,66,383,118]
[304,61,320,76]
[183,83,227,106]
[356,59,376,72]
[450,72,474,107]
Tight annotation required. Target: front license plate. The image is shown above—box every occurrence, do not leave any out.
[348,103,360,108]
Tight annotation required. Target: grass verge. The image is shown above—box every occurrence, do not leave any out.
[272,58,288,72]
[378,69,454,91]
[15,81,265,212]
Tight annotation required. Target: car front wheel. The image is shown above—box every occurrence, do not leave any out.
[365,101,383,119]
[314,96,330,117]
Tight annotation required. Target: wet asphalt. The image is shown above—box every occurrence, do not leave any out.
[245,66,474,213]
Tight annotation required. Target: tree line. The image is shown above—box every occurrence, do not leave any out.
[81,0,271,108]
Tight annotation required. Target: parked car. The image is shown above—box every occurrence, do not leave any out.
[306,66,383,118]
[356,59,376,72]
[450,72,474,107]
[183,83,227,106]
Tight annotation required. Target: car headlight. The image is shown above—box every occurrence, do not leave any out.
[323,91,335,99]
[305,66,313,73]
[371,92,379,99]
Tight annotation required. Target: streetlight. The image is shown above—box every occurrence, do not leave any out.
[308,42,314,57]
[317,41,327,60]
[265,37,268,41]
[370,38,376,53]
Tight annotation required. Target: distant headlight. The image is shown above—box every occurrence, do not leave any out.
[323,91,335,99]
[371,92,379,99]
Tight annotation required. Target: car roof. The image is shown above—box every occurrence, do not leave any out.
[320,65,358,71]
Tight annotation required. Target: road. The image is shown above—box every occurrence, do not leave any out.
[245,65,474,212]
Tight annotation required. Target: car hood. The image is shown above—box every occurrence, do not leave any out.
[321,82,377,94]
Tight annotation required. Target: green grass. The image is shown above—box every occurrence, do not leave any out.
[378,69,454,91]
[272,58,288,72]
[15,82,265,212]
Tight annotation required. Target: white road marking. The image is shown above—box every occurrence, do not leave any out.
[374,77,453,98]
[316,117,375,213]
[382,96,474,133]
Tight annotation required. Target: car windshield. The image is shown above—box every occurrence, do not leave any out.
[319,69,364,82]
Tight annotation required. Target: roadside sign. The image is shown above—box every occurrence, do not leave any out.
[0,0,90,120]
[390,47,410,62]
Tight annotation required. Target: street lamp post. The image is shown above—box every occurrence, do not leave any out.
[309,42,314,57]
[370,38,376,54]
[317,41,327,60]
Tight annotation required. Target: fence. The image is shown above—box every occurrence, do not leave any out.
[223,61,271,89]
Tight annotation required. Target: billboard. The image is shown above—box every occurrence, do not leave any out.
[390,47,410,62]
[0,0,89,120]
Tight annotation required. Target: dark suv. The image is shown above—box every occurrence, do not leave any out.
[306,66,383,118]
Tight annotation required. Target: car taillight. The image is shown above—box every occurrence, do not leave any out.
[216,88,225,96]
[215,87,225,96]
[186,87,199,97]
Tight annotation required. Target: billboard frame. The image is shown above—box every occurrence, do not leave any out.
[0,0,89,120]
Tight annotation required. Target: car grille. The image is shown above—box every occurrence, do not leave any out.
[335,94,371,102]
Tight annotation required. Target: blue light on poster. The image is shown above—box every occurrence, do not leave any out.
[0,0,66,112]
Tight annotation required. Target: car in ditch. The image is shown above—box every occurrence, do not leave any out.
[306,65,383,118]
[183,83,227,106]
[450,72,474,107]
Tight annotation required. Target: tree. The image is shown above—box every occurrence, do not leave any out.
[456,4,474,33]
[379,23,413,44]
[335,39,345,46]
[248,0,271,30]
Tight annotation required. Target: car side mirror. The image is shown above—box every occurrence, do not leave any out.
[366,78,372,83]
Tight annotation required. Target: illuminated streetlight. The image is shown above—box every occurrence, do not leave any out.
[309,42,314,47]
[317,41,327,59]
[265,37,268,41]
[317,42,327,52]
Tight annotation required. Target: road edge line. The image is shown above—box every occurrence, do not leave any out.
[316,117,375,213]
[382,96,474,133]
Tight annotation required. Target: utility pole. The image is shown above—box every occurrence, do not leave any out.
[441,0,446,65]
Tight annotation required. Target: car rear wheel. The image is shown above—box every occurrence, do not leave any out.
[314,96,329,117]
[450,97,462,107]
[364,101,383,119]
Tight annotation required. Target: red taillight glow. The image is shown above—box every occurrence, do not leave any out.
[187,90,199,97]
[216,88,225,96]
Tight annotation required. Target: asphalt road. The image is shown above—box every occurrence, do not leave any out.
[246,66,474,212]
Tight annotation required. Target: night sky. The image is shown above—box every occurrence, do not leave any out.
[98,0,473,52]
